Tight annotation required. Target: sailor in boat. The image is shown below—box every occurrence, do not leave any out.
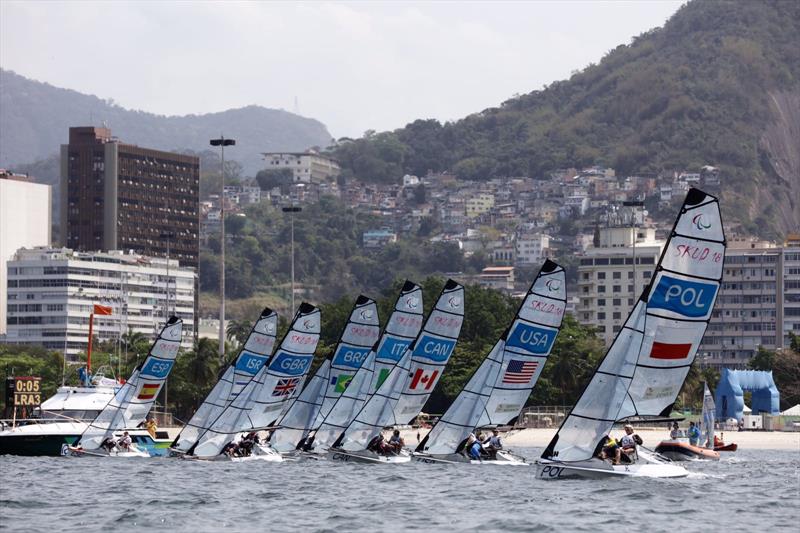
[388,430,405,454]
[466,433,484,460]
[483,429,503,459]
[367,433,391,455]
[670,421,681,439]
[137,417,158,438]
[598,435,622,465]
[221,441,239,457]
[297,433,316,452]
[619,424,641,462]
[118,431,132,452]
[688,421,701,446]
[237,432,260,457]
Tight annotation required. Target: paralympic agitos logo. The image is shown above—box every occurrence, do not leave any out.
[692,214,712,231]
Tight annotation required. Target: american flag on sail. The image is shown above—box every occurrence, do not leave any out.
[272,378,300,397]
[502,360,538,384]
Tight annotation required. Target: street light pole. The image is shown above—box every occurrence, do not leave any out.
[282,206,302,312]
[623,200,645,297]
[210,136,235,361]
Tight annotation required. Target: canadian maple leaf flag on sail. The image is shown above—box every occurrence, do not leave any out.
[409,368,439,390]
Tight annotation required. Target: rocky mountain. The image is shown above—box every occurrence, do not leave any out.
[330,0,799,237]
[0,69,333,175]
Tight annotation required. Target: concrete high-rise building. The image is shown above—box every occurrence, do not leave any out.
[5,247,195,359]
[699,237,800,369]
[0,171,52,335]
[576,226,664,346]
[60,127,200,268]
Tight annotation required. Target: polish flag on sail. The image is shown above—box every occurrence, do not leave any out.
[409,368,439,390]
[650,341,692,360]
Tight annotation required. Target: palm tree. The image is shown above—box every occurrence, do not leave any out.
[226,319,253,347]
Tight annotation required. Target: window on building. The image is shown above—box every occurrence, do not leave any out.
[598,312,606,319]
[613,325,621,333]
[598,299,606,306]
[613,272,621,280]
[613,312,621,320]
[613,285,621,293]
[598,286,606,293]
[643,271,652,278]
[598,272,606,280]
[613,298,621,306]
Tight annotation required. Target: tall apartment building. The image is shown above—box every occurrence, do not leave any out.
[0,172,52,335]
[261,151,340,183]
[60,127,200,268]
[5,247,195,359]
[784,235,800,346]
[700,237,800,368]
[576,226,664,346]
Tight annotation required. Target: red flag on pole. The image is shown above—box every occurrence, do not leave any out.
[93,304,113,315]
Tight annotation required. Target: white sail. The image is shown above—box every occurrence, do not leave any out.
[79,317,183,450]
[190,303,320,457]
[311,282,423,450]
[418,260,566,455]
[542,188,725,464]
[478,260,566,426]
[618,189,726,420]
[270,296,380,452]
[171,309,278,453]
[269,360,330,452]
[336,280,465,452]
[702,383,716,448]
[542,301,646,462]
[416,340,504,455]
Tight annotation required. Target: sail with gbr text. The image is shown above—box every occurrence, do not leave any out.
[171,309,278,453]
[78,317,183,450]
[190,303,320,457]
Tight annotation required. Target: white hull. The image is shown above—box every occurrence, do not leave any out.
[329,448,411,464]
[192,443,284,462]
[535,456,688,479]
[413,450,528,465]
[69,444,149,458]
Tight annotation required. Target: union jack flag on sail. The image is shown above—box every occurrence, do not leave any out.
[272,377,300,397]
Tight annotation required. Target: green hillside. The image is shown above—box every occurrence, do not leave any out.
[331,0,800,237]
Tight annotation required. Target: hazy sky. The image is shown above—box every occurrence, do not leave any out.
[1,1,683,138]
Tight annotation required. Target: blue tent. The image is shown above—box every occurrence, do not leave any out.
[715,369,780,421]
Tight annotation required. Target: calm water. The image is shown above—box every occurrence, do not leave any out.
[1,448,797,532]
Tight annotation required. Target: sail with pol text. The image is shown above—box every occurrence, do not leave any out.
[542,188,725,465]
[77,317,183,451]
[310,282,423,451]
[171,309,278,453]
[190,303,320,458]
[334,280,464,453]
[617,188,726,421]
[417,260,565,456]
[270,296,380,453]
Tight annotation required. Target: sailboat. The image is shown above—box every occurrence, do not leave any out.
[414,260,566,465]
[169,308,279,455]
[69,317,183,457]
[329,279,464,464]
[305,282,424,454]
[536,188,726,479]
[186,303,320,460]
[269,296,380,455]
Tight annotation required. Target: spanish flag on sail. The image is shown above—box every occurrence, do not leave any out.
[137,383,160,400]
